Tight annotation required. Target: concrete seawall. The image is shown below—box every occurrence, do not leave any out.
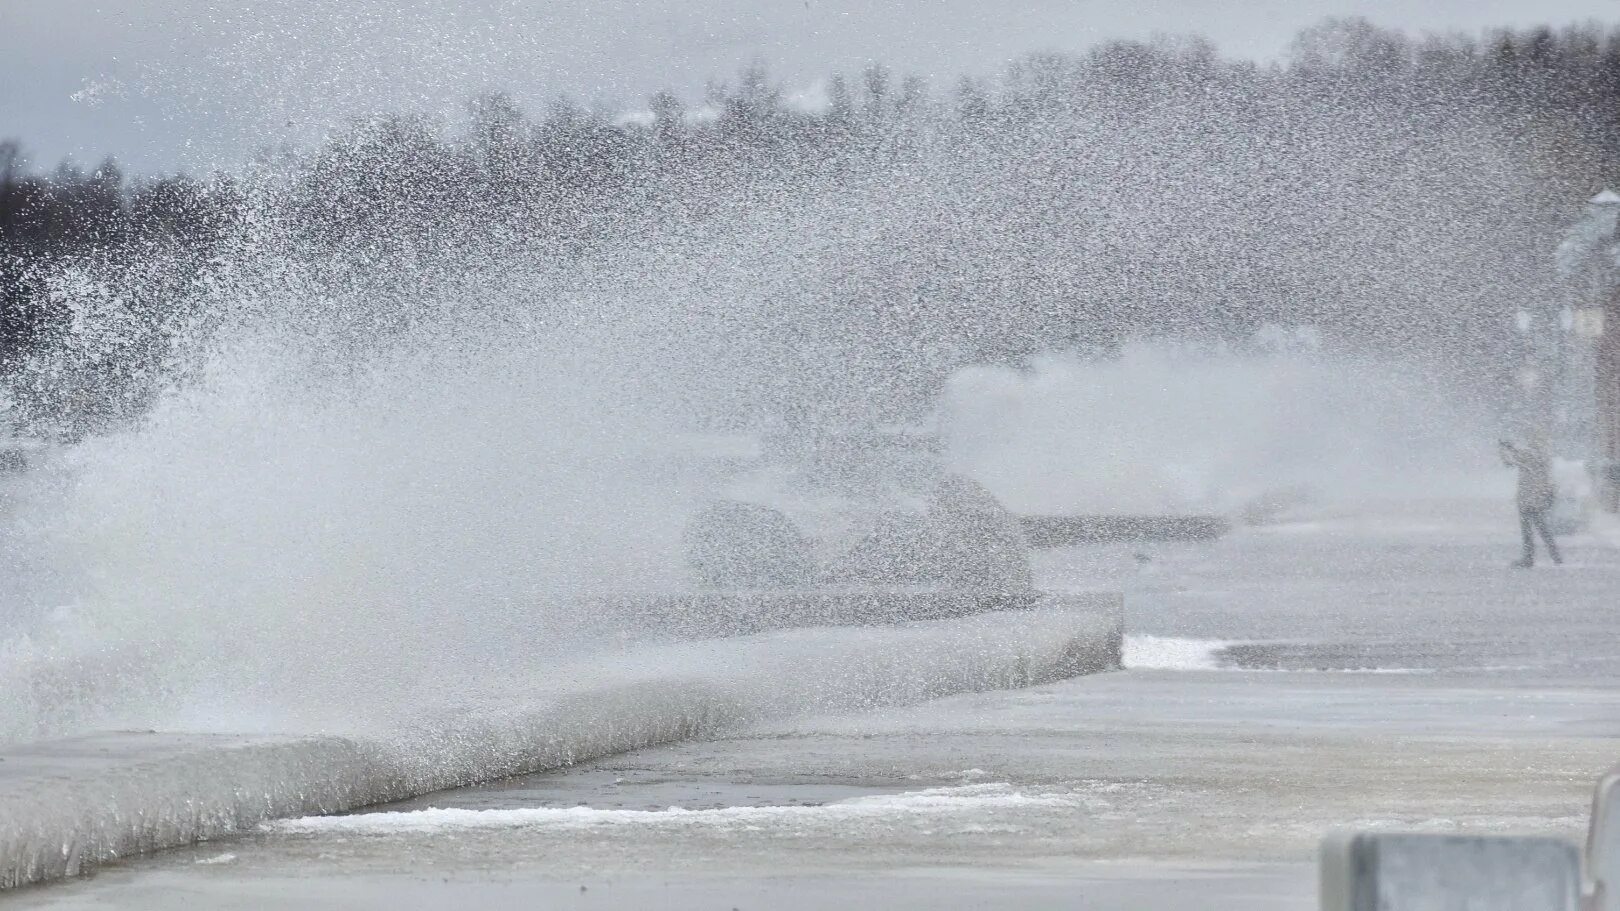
[0,594,1121,889]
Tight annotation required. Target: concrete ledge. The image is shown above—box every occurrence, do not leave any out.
[603,589,1051,638]
[1321,831,1581,911]
[1587,762,1620,911]
[1018,515,1231,547]
[0,594,1120,889]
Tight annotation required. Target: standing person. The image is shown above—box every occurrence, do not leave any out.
[1500,439,1562,568]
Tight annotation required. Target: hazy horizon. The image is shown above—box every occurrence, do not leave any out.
[5,0,1620,173]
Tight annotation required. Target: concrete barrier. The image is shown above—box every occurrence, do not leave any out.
[1320,832,1582,911]
[605,589,1051,638]
[1018,514,1231,547]
[1588,763,1620,911]
[0,594,1120,889]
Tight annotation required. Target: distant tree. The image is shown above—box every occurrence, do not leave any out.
[862,63,891,116]
[955,76,989,124]
[650,90,685,136]
[897,75,928,117]
[9,14,1620,427]
[0,141,21,186]
[1288,17,1410,76]
[827,73,855,126]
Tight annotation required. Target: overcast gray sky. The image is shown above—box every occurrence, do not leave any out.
[4,0,1620,173]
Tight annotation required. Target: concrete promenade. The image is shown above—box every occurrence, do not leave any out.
[12,498,1620,910]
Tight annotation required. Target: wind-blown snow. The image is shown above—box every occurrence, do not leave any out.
[943,345,1502,517]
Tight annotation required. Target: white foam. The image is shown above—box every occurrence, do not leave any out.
[270,783,1075,835]
[1123,635,1229,671]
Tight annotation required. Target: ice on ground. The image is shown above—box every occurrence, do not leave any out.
[0,601,1122,889]
[269,782,1144,835]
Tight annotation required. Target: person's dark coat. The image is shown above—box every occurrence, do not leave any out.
[1508,445,1555,512]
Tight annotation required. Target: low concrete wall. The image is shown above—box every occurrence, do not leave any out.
[1321,832,1581,911]
[0,594,1120,890]
[1018,515,1231,547]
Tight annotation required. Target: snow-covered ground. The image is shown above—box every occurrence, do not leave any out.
[14,497,1620,910]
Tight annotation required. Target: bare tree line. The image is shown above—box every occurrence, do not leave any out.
[4,17,1620,431]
